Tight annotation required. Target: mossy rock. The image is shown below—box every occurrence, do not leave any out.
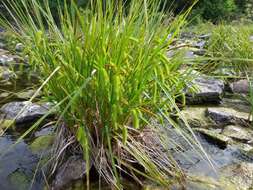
[194,128,231,149]
[181,106,215,128]
[29,135,54,154]
[220,162,253,190]
[8,170,30,190]
[0,119,15,130]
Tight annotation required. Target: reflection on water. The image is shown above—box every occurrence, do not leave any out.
[0,136,43,190]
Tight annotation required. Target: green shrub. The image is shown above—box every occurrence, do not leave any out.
[193,0,237,22]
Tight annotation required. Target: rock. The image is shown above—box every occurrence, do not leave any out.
[185,50,197,59]
[186,73,225,104]
[15,43,24,52]
[220,162,253,190]
[0,92,10,99]
[0,55,14,66]
[194,128,230,149]
[193,49,206,56]
[0,119,15,130]
[0,54,27,68]
[34,126,54,137]
[16,89,37,100]
[0,101,53,125]
[221,97,251,113]
[29,135,54,154]
[52,156,88,190]
[230,80,250,94]
[206,107,251,126]
[198,33,211,40]
[222,125,252,143]
[234,143,253,159]
[181,107,215,127]
[8,170,30,190]
[193,40,206,49]
[0,66,16,81]
[213,68,236,78]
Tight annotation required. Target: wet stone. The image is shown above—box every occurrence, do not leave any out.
[194,128,230,149]
[29,135,54,154]
[34,126,54,137]
[180,106,215,127]
[220,162,253,190]
[222,125,252,143]
[221,97,251,113]
[186,73,225,104]
[0,101,53,125]
[206,107,251,126]
[0,136,43,190]
[8,170,30,190]
[52,156,87,190]
[229,80,250,94]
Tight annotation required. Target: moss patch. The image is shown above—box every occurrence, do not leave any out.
[29,135,54,154]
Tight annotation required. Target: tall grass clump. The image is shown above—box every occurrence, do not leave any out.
[0,0,206,188]
[206,24,253,72]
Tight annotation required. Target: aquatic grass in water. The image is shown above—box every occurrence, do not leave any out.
[0,0,210,189]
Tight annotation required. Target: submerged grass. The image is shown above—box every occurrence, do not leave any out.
[0,0,210,189]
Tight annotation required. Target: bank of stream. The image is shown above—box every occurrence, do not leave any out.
[1,29,253,190]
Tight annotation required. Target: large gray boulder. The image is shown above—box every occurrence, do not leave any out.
[0,101,53,125]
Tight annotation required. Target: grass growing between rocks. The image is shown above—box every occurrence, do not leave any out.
[0,0,211,189]
[204,24,253,73]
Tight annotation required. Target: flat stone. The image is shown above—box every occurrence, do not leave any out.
[206,107,251,126]
[220,162,253,190]
[194,128,230,149]
[0,101,52,125]
[52,156,88,190]
[198,33,211,40]
[222,125,252,142]
[16,89,37,100]
[230,80,250,94]
[181,107,215,127]
[221,97,250,113]
[186,73,225,104]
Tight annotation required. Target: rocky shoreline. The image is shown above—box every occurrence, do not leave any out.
[0,29,253,190]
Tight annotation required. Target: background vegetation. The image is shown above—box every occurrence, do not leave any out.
[1,0,253,22]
